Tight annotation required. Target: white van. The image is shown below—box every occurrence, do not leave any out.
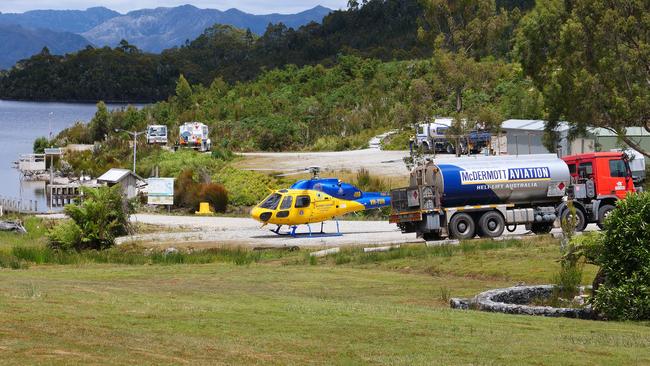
[146,125,168,145]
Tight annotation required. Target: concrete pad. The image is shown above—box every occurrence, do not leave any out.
[120,214,601,249]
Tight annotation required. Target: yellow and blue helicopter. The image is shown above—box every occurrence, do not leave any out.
[250,167,391,237]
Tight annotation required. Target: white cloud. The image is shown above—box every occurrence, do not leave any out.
[0,0,348,14]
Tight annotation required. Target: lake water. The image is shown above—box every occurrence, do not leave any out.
[0,100,135,212]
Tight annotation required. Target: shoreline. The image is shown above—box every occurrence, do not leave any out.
[0,97,156,105]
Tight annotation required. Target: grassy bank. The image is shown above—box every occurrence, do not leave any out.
[0,231,648,364]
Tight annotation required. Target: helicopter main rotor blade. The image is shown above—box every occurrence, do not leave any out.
[275,170,310,177]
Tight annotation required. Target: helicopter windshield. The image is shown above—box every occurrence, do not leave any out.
[259,193,282,210]
[280,196,293,210]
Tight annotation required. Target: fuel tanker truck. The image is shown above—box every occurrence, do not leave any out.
[389,153,637,240]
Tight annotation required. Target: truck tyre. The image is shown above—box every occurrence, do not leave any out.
[597,204,615,230]
[531,223,553,235]
[560,207,587,232]
[449,213,476,240]
[477,211,505,238]
[446,144,455,154]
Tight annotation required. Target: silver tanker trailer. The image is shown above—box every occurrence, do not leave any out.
[389,154,573,240]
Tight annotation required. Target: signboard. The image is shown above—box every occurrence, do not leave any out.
[44,148,63,155]
[147,178,174,205]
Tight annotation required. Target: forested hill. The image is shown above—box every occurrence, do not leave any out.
[0,0,429,102]
[0,0,535,102]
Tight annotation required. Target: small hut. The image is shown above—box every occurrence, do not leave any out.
[97,169,143,199]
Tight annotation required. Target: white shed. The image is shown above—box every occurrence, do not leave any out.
[97,169,143,199]
[500,119,591,157]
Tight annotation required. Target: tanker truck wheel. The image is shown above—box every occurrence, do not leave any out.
[449,213,476,240]
[596,204,615,230]
[477,211,505,238]
[446,144,455,154]
[560,207,587,232]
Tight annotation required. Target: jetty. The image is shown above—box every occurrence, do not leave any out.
[0,196,40,215]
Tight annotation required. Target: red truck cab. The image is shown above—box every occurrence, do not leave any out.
[561,152,635,229]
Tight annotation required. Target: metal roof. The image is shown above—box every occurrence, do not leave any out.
[97,168,141,183]
[588,127,650,137]
[501,119,571,132]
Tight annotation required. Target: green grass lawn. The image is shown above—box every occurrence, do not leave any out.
[0,228,649,365]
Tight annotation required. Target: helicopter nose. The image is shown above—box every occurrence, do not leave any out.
[250,207,272,222]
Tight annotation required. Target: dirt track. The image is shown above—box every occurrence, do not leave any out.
[236,148,410,178]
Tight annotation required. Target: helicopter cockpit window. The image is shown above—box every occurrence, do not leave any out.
[280,196,293,210]
[259,193,282,210]
[295,195,311,208]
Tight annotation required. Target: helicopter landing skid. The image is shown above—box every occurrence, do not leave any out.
[271,221,343,238]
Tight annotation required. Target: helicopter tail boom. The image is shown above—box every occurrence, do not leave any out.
[354,192,391,210]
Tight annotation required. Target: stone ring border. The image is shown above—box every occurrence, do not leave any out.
[450,285,594,319]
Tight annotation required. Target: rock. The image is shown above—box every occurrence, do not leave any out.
[0,220,27,234]
[450,298,469,310]
[310,247,340,257]
[164,247,179,255]
[363,245,399,253]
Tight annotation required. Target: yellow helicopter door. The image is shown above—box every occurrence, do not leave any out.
[312,193,336,222]
[273,195,294,224]
[293,194,313,224]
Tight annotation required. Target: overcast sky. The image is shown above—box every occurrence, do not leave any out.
[0,1,349,14]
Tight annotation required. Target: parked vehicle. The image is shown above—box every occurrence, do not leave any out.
[412,118,491,154]
[563,152,637,229]
[388,152,635,240]
[618,149,646,186]
[146,125,168,145]
[178,122,211,152]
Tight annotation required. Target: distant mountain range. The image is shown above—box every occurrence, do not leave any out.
[0,4,331,69]
[0,7,120,33]
[82,5,332,53]
[0,24,91,69]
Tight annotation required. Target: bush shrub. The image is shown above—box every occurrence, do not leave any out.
[312,133,371,151]
[381,130,412,151]
[198,183,228,212]
[211,148,234,161]
[53,121,93,145]
[47,220,83,251]
[174,169,229,212]
[213,166,282,206]
[33,137,50,154]
[138,149,224,178]
[174,169,200,209]
[48,185,132,251]
[589,191,650,320]
[355,168,391,192]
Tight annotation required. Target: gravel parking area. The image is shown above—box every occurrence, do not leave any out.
[119,214,599,249]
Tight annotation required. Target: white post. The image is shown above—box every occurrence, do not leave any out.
[133,132,137,173]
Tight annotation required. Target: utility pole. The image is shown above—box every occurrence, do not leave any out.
[115,129,146,173]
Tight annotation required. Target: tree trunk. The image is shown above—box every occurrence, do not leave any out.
[455,87,462,113]
[592,267,606,295]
